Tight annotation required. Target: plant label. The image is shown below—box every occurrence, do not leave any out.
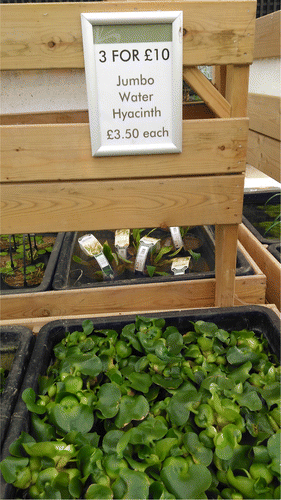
[171,256,191,275]
[170,227,184,249]
[134,236,160,273]
[81,11,182,156]
[78,234,114,279]
[115,229,130,259]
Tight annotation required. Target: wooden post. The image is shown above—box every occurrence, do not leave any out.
[215,224,239,307]
[215,64,250,306]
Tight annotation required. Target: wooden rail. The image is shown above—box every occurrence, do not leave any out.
[0,1,256,70]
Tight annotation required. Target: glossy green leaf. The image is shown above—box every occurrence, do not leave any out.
[152,373,183,390]
[103,430,125,454]
[0,456,29,484]
[183,432,213,466]
[49,402,94,434]
[214,424,242,460]
[234,383,263,411]
[8,431,36,457]
[121,323,142,352]
[227,346,260,365]
[149,480,176,499]
[167,381,200,426]
[161,457,212,499]
[60,352,102,377]
[96,383,122,418]
[119,468,150,499]
[267,432,281,475]
[114,395,149,428]
[82,319,94,336]
[127,372,152,393]
[22,388,46,414]
[129,415,168,446]
[85,484,113,499]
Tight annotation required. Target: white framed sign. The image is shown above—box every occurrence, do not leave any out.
[81,11,183,157]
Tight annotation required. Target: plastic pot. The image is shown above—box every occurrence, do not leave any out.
[1,305,280,499]
[0,326,35,447]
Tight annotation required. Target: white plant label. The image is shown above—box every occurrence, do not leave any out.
[171,256,191,275]
[81,11,182,156]
[78,234,114,279]
[169,227,184,249]
[115,229,130,259]
[134,236,160,273]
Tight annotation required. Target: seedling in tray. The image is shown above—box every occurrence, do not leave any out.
[0,234,55,288]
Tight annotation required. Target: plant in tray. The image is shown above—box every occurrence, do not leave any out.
[0,234,55,288]
[1,316,280,499]
[256,195,281,240]
[72,227,202,283]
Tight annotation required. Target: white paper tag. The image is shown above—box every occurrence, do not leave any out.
[141,236,161,251]
[78,234,114,279]
[169,227,184,249]
[134,236,160,273]
[78,234,103,257]
[115,229,130,259]
[171,256,191,275]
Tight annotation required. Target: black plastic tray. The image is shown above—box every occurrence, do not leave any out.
[0,326,35,447]
[267,243,281,263]
[52,226,254,290]
[0,233,64,295]
[1,305,280,499]
[242,190,280,245]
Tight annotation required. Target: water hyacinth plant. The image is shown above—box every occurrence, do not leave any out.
[0,316,280,499]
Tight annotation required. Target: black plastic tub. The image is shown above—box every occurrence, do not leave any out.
[267,243,281,263]
[0,326,35,447]
[0,233,64,295]
[1,305,280,499]
[242,190,281,245]
[52,226,254,290]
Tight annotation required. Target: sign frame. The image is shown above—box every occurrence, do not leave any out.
[81,11,183,157]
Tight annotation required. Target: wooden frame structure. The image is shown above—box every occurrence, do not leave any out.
[247,10,281,182]
[239,223,281,310]
[0,0,258,318]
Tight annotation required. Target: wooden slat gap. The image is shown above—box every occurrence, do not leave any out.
[183,66,231,118]
[0,171,244,187]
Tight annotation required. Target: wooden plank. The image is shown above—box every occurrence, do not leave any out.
[253,10,281,59]
[238,223,281,310]
[0,110,89,126]
[0,118,249,183]
[247,129,281,183]
[237,239,264,277]
[183,66,231,118]
[248,94,281,141]
[0,273,266,324]
[225,65,250,117]
[0,174,245,234]
[213,65,227,97]
[215,223,239,307]
[0,1,256,70]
